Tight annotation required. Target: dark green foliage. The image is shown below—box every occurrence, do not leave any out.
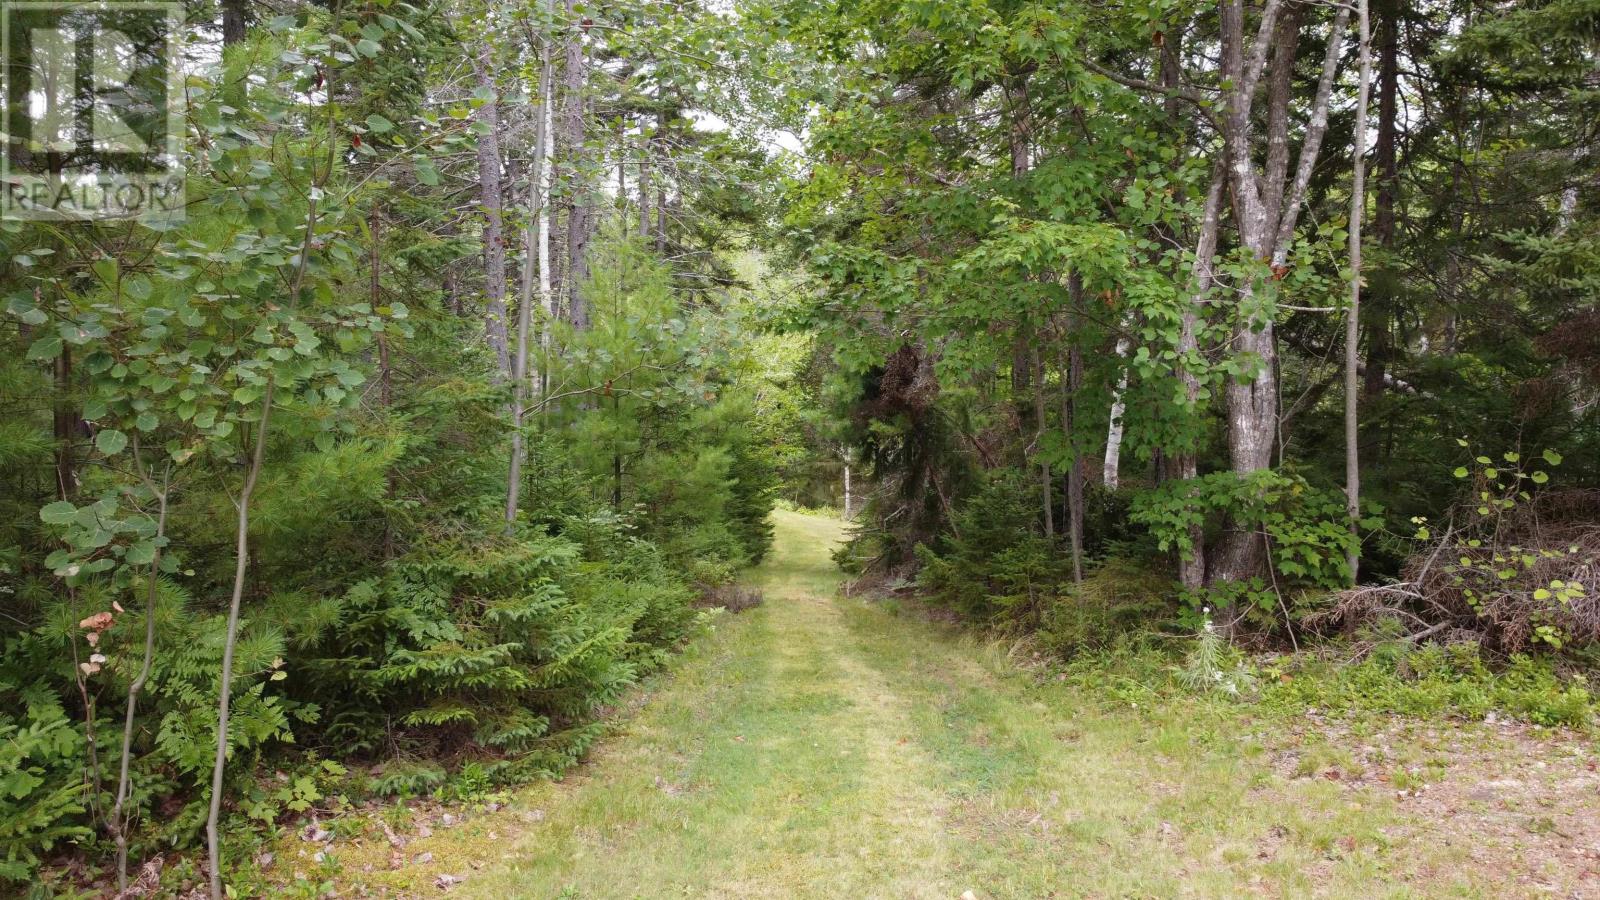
[916,471,1061,622]
[1036,558,1176,657]
[1132,470,1374,624]
[0,693,91,881]
[293,517,697,772]
[917,471,1175,648]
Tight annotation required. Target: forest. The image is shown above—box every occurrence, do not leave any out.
[0,0,1597,895]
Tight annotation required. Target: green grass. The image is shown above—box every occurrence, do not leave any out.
[316,511,1560,898]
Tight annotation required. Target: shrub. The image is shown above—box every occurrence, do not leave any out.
[1132,469,1375,625]
[1037,558,1177,655]
[916,470,1064,622]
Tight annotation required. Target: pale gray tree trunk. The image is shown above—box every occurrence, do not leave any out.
[562,0,591,328]
[207,381,274,900]
[207,187,321,900]
[473,43,512,379]
[1173,169,1226,590]
[1345,0,1373,581]
[843,462,852,520]
[1210,0,1351,605]
[506,22,554,529]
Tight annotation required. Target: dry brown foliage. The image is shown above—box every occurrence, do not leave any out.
[1317,490,1600,653]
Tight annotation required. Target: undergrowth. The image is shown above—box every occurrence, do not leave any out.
[1050,631,1598,731]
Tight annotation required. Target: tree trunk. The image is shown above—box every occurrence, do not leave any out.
[1365,0,1400,399]
[1065,343,1085,586]
[112,464,168,891]
[206,382,274,900]
[221,0,246,45]
[1174,169,1226,590]
[1345,0,1373,582]
[1209,0,1350,602]
[843,462,852,519]
[1005,74,1033,465]
[616,119,627,214]
[473,44,512,378]
[1061,283,1086,586]
[207,186,319,900]
[537,14,556,401]
[655,103,668,254]
[638,129,651,239]
[562,0,591,328]
[1032,347,1053,538]
[1102,337,1129,489]
[506,27,552,530]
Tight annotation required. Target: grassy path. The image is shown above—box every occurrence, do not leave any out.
[337,510,1592,898]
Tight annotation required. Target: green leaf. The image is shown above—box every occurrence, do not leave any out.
[1452,467,1469,479]
[27,334,62,360]
[125,541,156,565]
[1542,449,1563,466]
[40,501,78,525]
[96,429,128,455]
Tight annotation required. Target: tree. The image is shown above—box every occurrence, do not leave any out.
[1345,0,1373,581]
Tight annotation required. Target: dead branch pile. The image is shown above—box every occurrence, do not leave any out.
[696,583,764,613]
[1316,490,1600,653]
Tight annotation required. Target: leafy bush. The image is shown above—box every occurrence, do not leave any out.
[1053,631,1597,730]
[1132,469,1376,624]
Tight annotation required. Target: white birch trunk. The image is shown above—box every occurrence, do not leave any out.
[1103,336,1130,488]
[843,463,852,520]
